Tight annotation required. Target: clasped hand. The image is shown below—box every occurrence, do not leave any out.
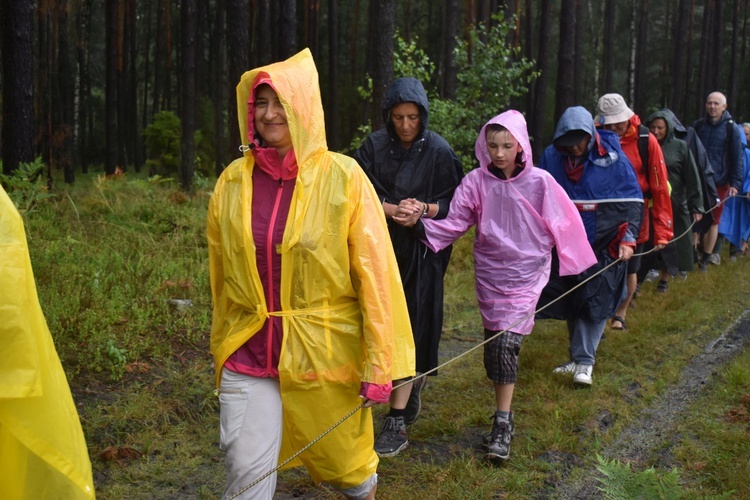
[392,198,424,227]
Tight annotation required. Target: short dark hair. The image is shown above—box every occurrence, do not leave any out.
[485,123,508,137]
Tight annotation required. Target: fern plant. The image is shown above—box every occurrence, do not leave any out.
[594,454,682,499]
[0,157,54,214]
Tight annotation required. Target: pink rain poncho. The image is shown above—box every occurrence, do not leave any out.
[421,110,597,334]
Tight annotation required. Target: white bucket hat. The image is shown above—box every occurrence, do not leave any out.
[594,93,634,125]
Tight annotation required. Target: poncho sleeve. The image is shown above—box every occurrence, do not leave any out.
[421,174,478,252]
[542,175,598,276]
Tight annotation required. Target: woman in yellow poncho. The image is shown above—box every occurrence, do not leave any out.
[207,49,415,499]
[0,185,95,499]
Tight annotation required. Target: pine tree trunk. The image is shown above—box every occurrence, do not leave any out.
[213,0,227,175]
[634,0,648,115]
[531,0,552,159]
[279,0,297,59]
[366,0,396,129]
[327,0,339,150]
[441,0,460,99]
[602,0,615,92]
[105,0,119,175]
[670,0,690,118]
[1,0,35,175]
[180,0,196,191]
[226,0,249,154]
[554,0,576,123]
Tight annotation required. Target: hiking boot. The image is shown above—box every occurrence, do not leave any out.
[404,375,426,425]
[552,361,577,374]
[573,364,593,386]
[374,416,408,457]
[643,269,660,282]
[706,252,721,265]
[485,412,514,462]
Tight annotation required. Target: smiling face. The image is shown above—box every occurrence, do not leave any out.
[649,118,668,144]
[254,84,292,158]
[390,102,421,149]
[485,128,522,177]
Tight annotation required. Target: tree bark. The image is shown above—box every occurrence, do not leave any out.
[531,0,552,159]
[226,0,250,154]
[105,0,119,175]
[213,0,227,175]
[180,0,197,191]
[254,0,271,67]
[1,0,35,176]
[728,0,741,108]
[710,0,723,92]
[75,0,92,174]
[327,0,339,150]
[366,0,396,129]
[634,0,648,115]
[670,0,690,118]
[602,0,615,92]
[573,0,584,104]
[697,0,714,117]
[554,0,576,123]
[56,0,75,183]
[305,0,320,59]
[627,0,637,105]
[441,0,460,99]
[279,0,297,59]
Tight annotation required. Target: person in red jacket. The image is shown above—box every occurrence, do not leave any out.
[595,94,673,330]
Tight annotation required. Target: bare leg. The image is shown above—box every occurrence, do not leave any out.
[494,383,515,412]
[612,273,637,327]
[702,224,719,255]
[388,380,412,410]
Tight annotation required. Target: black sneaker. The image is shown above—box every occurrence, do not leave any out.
[485,412,514,462]
[403,375,427,425]
[374,415,408,457]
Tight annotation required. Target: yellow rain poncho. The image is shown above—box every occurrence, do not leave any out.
[207,49,415,487]
[0,185,95,499]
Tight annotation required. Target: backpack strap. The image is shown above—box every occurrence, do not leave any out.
[637,124,650,172]
[727,119,736,145]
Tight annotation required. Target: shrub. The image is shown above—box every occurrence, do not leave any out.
[143,111,181,176]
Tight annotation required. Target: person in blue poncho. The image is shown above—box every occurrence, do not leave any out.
[718,122,750,258]
[536,106,643,387]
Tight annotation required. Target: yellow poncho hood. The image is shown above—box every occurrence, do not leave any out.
[0,186,95,499]
[207,48,414,487]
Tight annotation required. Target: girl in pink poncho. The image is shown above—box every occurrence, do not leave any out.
[414,110,597,462]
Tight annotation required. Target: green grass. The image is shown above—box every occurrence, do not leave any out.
[15,171,750,498]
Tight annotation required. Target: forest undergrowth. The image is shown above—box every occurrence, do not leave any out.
[16,172,750,499]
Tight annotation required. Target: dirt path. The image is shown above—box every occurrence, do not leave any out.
[550,310,750,498]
